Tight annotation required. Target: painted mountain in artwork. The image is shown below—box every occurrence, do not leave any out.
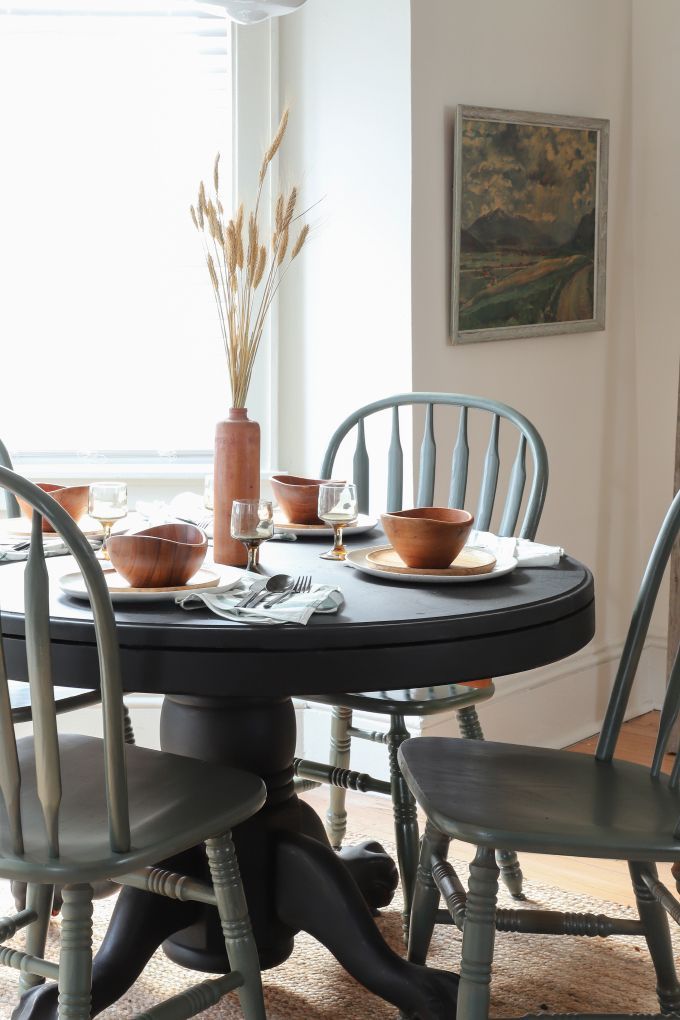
[465,208,559,253]
[559,209,596,254]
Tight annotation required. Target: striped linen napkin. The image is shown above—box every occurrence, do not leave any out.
[176,576,344,625]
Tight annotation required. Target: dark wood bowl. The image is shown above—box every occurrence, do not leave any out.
[17,483,90,534]
[381,507,474,569]
[106,523,208,589]
[270,474,344,525]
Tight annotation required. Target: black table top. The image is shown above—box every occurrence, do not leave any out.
[0,529,595,698]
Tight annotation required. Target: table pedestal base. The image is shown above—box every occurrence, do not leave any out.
[13,695,458,1020]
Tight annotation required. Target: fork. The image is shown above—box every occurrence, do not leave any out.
[177,515,213,532]
[263,574,312,609]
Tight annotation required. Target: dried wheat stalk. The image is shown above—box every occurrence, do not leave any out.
[191,109,311,408]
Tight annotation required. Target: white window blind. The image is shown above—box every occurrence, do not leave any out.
[0,2,234,457]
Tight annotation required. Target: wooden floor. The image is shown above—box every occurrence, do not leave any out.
[301,711,673,908]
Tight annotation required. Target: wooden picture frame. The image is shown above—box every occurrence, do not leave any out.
[451,105,609,344]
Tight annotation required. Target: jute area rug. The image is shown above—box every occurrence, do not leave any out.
[0,838,675,1019]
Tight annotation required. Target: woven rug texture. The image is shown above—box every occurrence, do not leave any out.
[0,842,675,1019]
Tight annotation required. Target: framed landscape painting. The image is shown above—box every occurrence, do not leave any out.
[451,106,609,344]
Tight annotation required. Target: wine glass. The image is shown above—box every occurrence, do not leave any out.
[204,473,214,513]
[231,499,274,572]
[318,483,358,561]
[88,482,128,560]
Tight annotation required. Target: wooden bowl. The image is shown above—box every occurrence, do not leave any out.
[106,523,208,589]
[17,483,90,534]
[270,474,344,525]
[381,507,474,569]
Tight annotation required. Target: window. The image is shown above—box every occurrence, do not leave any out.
[0,2,241,462]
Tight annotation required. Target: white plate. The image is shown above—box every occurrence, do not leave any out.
[59,566,242,604]
[346,545,518,584]
[273,511,378,537]
[1,516,104,540]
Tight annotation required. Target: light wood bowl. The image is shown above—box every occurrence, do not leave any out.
[270,474,344,525]
[17,483,90,534]
[381,507,474,569]
[106,523,208,589]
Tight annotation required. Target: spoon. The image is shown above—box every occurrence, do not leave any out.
[241,573,293,609]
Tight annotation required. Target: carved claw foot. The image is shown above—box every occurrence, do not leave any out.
[339,839,399,911]
[407,969,459,1019]
[11,984,55,1020]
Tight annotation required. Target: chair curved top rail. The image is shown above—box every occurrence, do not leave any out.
[0,465,130,856]
[0,440,20,519]
[320,392,549,539]
[597,486,680,791]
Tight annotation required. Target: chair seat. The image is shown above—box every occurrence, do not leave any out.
[399,736,680,861]
[305,682,494,717]
[9,679,101,723]
[0,734,265,885]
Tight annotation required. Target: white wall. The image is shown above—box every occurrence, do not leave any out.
[287,0,680,762]
[405,0,676,748]
[276,0,412,489]
[631,0,680,639]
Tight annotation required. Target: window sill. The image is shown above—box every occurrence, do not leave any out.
[12,458,281,483]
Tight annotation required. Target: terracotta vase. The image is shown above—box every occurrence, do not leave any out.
[213,408,260,567]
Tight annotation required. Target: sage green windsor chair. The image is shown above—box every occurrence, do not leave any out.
[0,441,135,918]
[0,466,267,1019]
[400,486,680,1020]
[295,392,549,939]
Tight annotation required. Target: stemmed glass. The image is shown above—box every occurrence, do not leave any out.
[231,499,274,572]
[88,482,128,560]
[318,483,358,561]
[204,473,214,514]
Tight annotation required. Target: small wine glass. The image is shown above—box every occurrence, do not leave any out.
[88,482,128,560]
[204,473,214,513]
[318,483,358,561]
[231,499,274,572]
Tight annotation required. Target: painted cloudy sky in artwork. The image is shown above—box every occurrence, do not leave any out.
[460,119,597,238]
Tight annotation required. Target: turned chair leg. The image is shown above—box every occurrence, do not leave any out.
[57,883,94,1020]
[408,821,451,965]
[206,832,266,1020]
[629,861,680,1014]
[457,846,499,1020]
[18,883,54,997]
[456,705,525,899]
[325,705,353,850]
[387,714,420,943]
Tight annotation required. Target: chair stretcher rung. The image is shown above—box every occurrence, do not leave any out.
[348,726,389,744]
[641,868,680,925]
[0,944,59,981]
[293,757,390,795]
[131,973,243,1019]
[118,867,216,907]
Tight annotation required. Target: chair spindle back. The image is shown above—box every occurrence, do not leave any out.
[0,466,130,860]
[320,393,548,539]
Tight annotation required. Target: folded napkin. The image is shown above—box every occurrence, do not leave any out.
[466,529,564,567]
[0,537,102,564]
[176,574,344,625]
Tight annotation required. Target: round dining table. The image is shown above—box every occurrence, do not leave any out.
[0,528,595,1020]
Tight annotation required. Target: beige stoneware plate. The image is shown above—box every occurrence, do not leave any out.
[273,510,378,536]
[366,546,496,576]
[58,566,241,603]
[347,545,518,584]
[1,516,104,540]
